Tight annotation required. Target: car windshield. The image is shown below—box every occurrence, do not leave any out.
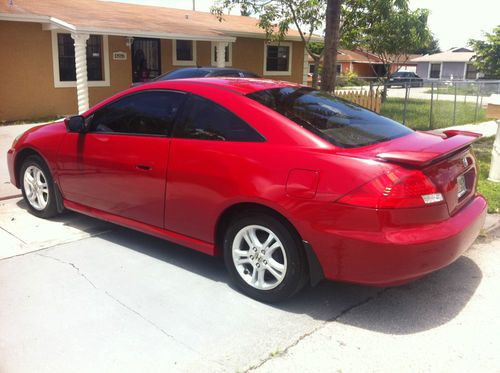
[391,72,407,77]
[247,87,413,148]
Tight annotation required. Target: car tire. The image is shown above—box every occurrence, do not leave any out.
[223,212,308,302]
[20,155,59,219]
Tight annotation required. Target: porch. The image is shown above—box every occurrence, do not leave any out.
[51,29,235,114]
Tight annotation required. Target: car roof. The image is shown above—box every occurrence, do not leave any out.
[144,77,303,95]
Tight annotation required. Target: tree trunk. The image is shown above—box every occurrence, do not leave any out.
[320,0,342,92]
[312,56,320,89]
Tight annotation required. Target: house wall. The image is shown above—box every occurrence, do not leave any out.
[166,38,305,82]
[0,21,132,121]
[351,63,377,77]
[416,62,430,78]
[442,62,466,80]
[0,21,305,121]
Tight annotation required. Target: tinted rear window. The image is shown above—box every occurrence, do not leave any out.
[247,87,413,148]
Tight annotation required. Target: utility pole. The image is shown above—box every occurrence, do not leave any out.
[192,0,195,11]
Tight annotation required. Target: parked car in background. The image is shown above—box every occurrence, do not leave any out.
[132,67,260,86]
[387,71,424,87]
[8,78,486,302]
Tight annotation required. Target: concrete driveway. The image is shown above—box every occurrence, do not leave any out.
[1,196,500,373]
[1,123,500,372]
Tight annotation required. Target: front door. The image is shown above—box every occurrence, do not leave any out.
[57,90,187,228]
[132,38,161,83]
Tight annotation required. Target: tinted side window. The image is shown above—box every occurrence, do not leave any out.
[90,91,186,136]
[175,95,264,142]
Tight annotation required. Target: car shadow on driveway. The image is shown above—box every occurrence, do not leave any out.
[18,204,483,336]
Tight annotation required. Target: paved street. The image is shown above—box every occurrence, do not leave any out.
[1,195,499,373]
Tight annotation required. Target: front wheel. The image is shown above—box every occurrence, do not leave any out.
[20,155,59,218]
[223,213,308,302]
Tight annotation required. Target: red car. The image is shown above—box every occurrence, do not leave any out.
[7,78,487,302]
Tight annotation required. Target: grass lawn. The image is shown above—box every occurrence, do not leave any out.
[381,98,488,130]
[473,136,500,213]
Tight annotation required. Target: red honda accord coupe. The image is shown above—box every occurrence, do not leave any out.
[7,78,487,302]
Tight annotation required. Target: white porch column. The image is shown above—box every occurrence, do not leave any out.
[71,33,90,114]
[215,41,228,68]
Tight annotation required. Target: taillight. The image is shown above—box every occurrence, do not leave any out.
[338,169,444,209]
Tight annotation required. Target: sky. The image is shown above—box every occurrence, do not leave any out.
[106,0,499,50]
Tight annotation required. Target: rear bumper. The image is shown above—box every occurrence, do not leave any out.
[315,195,487,286]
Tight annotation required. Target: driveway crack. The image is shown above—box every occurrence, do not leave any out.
[38,252,97,289]
[245,288,390,372]
[35,252,219,363]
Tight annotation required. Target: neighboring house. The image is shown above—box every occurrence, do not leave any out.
[412,48,478,80]
[0,0,320,121]
[308,50,420,80]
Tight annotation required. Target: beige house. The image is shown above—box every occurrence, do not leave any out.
[0,0,319,121]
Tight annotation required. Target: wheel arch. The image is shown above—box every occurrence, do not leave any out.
[214,202,325,286]
[14,147,46,187]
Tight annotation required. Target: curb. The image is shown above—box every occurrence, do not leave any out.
[483,213,500,235]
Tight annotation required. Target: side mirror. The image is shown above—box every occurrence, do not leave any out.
[65,115,86,133]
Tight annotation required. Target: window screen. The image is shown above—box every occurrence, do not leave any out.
[266,45,290,72]
[176,40,194,61]
[58,34,103,81]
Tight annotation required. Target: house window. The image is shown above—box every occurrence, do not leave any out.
[211,42,232,66]
[309,64,315,74]
[173,40,196,66]
[57,34,103,81]
[465,63,477,80]
[429,63,441,79]
[51,31,110,88]
[336,64,342,74]
[264,42,292,76]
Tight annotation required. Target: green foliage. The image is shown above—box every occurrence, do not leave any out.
[412,34,441,55]
[341,0,432,74]
[473,136,500,213]
[211,0,325,45]
[308,41,324,55]
[469,26,500,79]
[337,70,367,86]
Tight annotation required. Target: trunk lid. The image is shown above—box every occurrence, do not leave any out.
[338,130,481,215]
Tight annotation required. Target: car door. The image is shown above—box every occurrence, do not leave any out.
[57,90,187,228]
[164,93,265,242]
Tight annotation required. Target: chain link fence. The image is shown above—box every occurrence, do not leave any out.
[338,80,500,130]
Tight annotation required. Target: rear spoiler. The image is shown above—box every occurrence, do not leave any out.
[377,130,482,167]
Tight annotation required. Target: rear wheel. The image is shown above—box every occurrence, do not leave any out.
[20,155,59,218]
[223,212,308,302]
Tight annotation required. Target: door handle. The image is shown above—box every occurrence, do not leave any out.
[136,164,152,171]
